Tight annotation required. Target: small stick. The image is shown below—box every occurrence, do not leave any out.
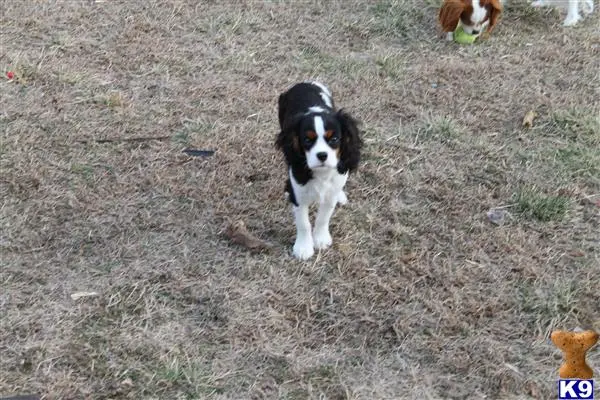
[77,136,171,144]
[225,220,273,253]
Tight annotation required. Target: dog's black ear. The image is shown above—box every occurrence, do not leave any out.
[275,114,305,168]
[336,109,362,174]
[277,92,287,129]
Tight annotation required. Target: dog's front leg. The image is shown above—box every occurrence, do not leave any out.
[313,199,336,250]
[563,0,582,25]
[292,204,314,260]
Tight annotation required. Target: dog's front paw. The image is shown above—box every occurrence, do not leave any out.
[337,191,348,206]
[313,230,332,250]
[293,240,314,260]
[563,14,581,26]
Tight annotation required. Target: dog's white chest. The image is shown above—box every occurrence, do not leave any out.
[291,168,348,205]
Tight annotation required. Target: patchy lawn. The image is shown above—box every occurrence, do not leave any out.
[1,1,599,399]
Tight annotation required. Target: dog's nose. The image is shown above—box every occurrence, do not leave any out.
[316,152,328,162]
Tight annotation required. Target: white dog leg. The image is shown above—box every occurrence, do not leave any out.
[313,200,336,250]
[563,0,582,25]
[337,191,348,206]
[292,205,314,260]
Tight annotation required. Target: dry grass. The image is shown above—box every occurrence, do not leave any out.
[1,1,599,399]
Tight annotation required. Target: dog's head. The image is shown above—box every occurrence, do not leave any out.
[439,0,503,35]
[276,110,361,174]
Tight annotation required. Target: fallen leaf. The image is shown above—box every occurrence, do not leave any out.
[568,250,585,257]
[225,220,273,253]
[70,291,99,300]
[522,110,537,128]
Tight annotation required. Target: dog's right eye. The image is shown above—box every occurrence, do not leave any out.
[303,137,314,145]
[302,130,317,147]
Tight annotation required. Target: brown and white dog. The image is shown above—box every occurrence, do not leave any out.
[439,0,504,40]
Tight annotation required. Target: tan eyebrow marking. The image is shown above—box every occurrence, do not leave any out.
[324,130,334,139]
[306,130,317,140]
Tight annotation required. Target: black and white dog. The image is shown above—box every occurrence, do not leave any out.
[276,81,362,260]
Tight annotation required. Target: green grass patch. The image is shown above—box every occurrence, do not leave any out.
[547,109,600,144]
[513,187,569,222]
[414,115,463,144]
[70,163,95,181]
[517,277,581,328]
[156,356,225,397]
[172,130,190,146]
[553,145,600,181]
[375,55,405,80]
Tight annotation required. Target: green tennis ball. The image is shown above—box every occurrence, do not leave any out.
[453,26,478,45]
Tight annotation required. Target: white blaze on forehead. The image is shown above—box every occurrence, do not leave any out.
[313,115,326,136]
[306,114,339,169]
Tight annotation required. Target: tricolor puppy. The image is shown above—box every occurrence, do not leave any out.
[276,82,362,260]
[439,0,504,40]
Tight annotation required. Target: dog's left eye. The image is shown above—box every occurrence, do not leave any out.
[328,136,339,144]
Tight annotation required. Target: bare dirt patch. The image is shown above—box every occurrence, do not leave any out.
[1,1,599,399]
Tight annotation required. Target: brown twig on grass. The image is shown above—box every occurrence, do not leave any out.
[77,136,171,144]
[224,220,273,253]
